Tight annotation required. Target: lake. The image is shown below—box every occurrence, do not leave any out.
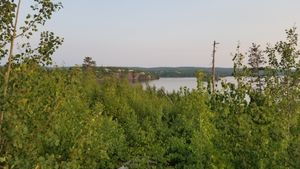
[143,77,236,92]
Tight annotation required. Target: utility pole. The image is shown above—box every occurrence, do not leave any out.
[211,40,219,94]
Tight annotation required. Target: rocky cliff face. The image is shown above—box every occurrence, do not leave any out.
[97,67,159,82]
[127,72,158,82]
[106,69,158,82]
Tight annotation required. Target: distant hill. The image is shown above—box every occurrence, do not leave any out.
[128,67,233,78]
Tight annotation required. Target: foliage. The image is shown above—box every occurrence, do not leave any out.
[1,1,300,168]
[82,57,96,69]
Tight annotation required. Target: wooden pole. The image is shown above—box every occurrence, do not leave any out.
[212,41,219,94]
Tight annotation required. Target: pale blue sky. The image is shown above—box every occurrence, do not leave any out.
[21,0,300,67]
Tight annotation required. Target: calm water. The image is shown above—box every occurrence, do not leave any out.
[143,77,236,92]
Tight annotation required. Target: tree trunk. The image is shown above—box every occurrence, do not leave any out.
[1,0,22,124]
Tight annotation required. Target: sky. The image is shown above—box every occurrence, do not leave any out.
[20,0,300,67]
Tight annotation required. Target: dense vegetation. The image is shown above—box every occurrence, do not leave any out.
[1,1,300,168]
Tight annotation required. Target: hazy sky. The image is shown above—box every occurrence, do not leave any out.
[21,0,300,67]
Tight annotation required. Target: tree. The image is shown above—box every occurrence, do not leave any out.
[213,27,300,168]
[0,1,63,165]
[0,0,63,125]
[82,56,96,69]
[248,43,266,91]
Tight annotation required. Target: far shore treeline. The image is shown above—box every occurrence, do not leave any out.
[126,67,233,78]
[39,66,233,82]
[87,66,233,80]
